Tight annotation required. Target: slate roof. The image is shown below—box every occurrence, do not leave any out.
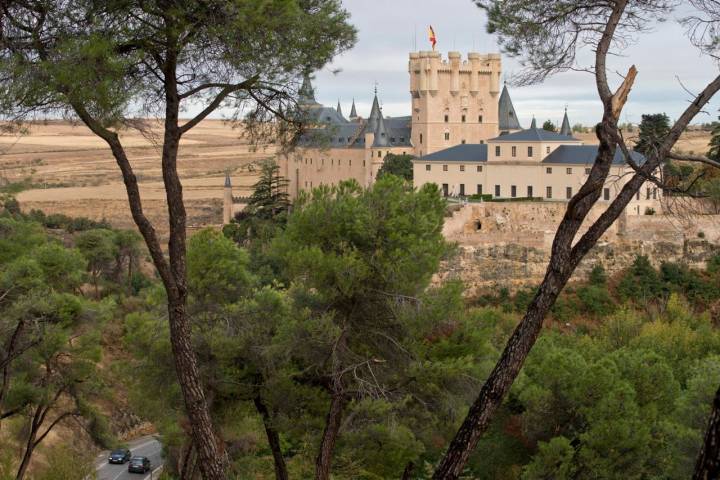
[542,145,646,166]
[498,84,522,131]
[559,110,572,136]
[417,144,488,162]
[490,127,579,142]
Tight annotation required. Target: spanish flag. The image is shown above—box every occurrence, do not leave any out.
[428,25,437,51]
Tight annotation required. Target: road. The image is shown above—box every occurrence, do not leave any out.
[95,436,164,480]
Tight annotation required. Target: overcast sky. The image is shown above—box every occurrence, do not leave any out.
[310,0,719,127]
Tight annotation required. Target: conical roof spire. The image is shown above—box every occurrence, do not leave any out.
[373,111,390,147]
[336,99,343,117]
[224,171,232,188]
[349,98,358,120]
[560,108,572,136]
[498,84,522,131]
[366,87,382,134]
[530,116,537,129]
[299,73,317,105]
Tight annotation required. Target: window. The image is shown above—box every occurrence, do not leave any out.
[546,146,550,154]
[566,167,572,174]
[444,132,450,141]
[646,187,651,200]
[653,188,657,199]
[512,146,517,157]
[527,185,533,197]
[478,115,483,123]
[477,165,483,172]
[528,146,533,157]
[390,137,395,143]
[585,167,591,174]
[460,165,465,172]
[349,160,352,166]
[566,187,572,199]
[511,185,517,198]
[420,133,423,144]
[495,146,501,156]
[426,164,431,171]
[546,167,552,174]
[331,159,333,165]
[442,184,449,197]
[460,184,465,196]
[636,191,640,200]
[461,114,466,123]
[461,139,466,144]
[477,184,483,195]
[363,160,366,166]
[444,114,449,123]
[377,151,382,158]
[604,188,610,200]
[443,164,448,171]
[546,186,552,199]
[495,185,501,197]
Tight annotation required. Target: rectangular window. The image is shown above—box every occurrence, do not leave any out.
[460,184,465,196]
[477,165,482,172]
[477,184,482,195]
[511,185,517,198]
[585,167,591,174]
[420,134,423,144]
[636,191,640,200]
[546,186,552,199]
[444,114,449,122]
[528,146,533,157]
[443,164,448,172]
[512,146,517,157]
[425,164,431,171]
[444,132,450,141]
[460,165,465,172]
[495,185,501,197]
[442,184,449,197]
[495,146,501,157]
[527,185,533,197]
[461,139,466,144]
[566,187,572,199]
[461,115,466,123]
[546,167,552,174]
[646,187,651,200]
[478,115,483,123]
[546,146,551,154]
[653,188,657,199]
[604,188,610,200]
[378,151,382,158]
[566,167,572,174]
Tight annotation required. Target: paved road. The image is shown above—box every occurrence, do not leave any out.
[95,436,163,480]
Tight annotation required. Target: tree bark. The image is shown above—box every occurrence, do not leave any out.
[694,385,720,480]
[315,392,345,480]
[15,405,41,480]
[254,395,289,480]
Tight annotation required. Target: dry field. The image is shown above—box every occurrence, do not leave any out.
[0,120,273,237]
[0,120,711,239]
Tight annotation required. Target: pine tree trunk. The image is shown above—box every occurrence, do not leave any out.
[254,396,289,480]
[15,406,41,480]
[694,385,720,480]
[315,392,345,480]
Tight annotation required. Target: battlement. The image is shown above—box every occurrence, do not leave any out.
[408,50,501,95]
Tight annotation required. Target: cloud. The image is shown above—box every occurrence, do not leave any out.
[309,0,719,125]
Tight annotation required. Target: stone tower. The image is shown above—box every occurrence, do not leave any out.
[223,171,233,225]
[409,50,502,156]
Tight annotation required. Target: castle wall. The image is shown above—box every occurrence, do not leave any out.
[437,202,720,295]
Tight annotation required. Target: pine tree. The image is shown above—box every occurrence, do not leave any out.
[245,161,290,219]
[708,116,720,161]
[635,113,671,155]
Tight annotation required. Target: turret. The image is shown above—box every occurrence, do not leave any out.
[498,84,522,132]
[560,108,572,136]
[299,73,319,106]
[223,171,233,225]
[336,99,343,117]
[373,111,390,147]
[349,98,358,120]
[530,116,537,129]
[366,88,382,134]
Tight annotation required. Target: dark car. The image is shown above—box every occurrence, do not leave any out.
[128,456,151,474]
[108,448,131,464]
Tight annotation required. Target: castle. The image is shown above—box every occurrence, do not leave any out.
[223,50,661,224]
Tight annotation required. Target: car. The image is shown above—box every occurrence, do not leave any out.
[108,448,131,464]
[128,456,151,474]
